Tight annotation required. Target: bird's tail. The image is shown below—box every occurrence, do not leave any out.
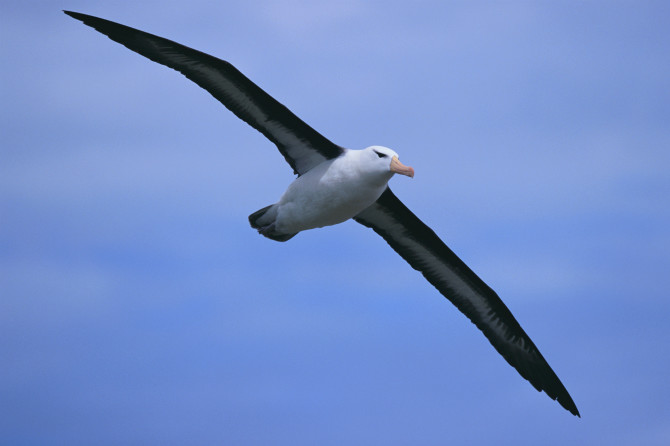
[248,204,297,242]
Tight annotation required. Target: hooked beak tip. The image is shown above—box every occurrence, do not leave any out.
[390,156,415,178]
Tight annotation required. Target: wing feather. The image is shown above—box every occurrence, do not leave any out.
[355,188,580,416]
[64,10,343,175]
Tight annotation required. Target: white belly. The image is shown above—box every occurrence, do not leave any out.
[273,156,390,233]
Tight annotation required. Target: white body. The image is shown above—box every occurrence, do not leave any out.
[249,145,413,240]
[274,149,394,233]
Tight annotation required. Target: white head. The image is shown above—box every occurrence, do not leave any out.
[362,145,415,179]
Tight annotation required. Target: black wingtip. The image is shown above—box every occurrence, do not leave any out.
[64,10,113,29]
[63,10,81,19]
[555,390,580,417]
[64,10,103,26]
[565,399,581,418]
[564,402,581,418]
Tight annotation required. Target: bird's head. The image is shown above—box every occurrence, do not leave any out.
[364,145,415,179]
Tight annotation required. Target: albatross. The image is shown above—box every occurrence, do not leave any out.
[64,10,580,417]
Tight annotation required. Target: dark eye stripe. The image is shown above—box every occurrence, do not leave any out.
[374,150,388,158]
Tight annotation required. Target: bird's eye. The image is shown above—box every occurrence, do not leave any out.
[374,150,388,158]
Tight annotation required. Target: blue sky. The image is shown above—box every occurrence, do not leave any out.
[2,1,669,444]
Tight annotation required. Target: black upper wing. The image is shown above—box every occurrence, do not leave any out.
[355,188,580,416]
[64,11,343,175]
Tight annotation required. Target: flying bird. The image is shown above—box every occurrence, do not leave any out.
[64,10,579,416]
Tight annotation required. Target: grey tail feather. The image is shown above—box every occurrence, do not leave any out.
[248,205,273,229]
[262,230,297,242]
[248,205,297,242]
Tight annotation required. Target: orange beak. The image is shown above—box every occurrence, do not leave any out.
[390,156,415,178]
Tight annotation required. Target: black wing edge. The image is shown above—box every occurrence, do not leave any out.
[63,10,343,175]
[355,188,580,417]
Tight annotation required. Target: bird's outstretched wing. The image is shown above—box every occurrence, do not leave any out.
[355,188,580,416]
[64,10,343,175]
